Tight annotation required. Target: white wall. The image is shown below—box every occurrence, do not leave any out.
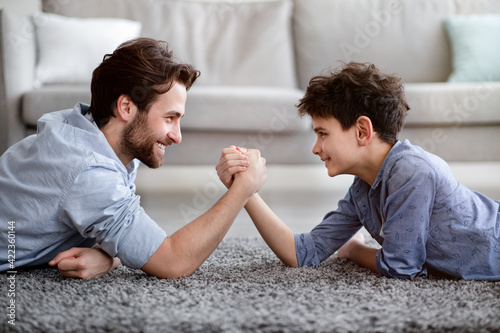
[0,0,40,15]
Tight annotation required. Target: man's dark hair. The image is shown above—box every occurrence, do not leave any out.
[89,38,200,127]
[297,62,410,144]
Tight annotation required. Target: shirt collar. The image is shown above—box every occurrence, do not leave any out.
[370,140,404,189]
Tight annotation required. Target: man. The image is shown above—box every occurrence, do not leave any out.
[0,38,266,279]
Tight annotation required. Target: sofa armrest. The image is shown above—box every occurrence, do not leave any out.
[0,9,36,153]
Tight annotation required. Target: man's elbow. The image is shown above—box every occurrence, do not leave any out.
[140,237,201,279]
[142,262,198,279]
[148,271,193,279]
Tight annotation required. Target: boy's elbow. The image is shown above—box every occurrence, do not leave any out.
[279,254,300,268]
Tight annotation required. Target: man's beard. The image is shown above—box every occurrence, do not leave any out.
[119,111,164,169]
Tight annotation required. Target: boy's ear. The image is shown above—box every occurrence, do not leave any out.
[114,94,138,122]
[355,116,374,146]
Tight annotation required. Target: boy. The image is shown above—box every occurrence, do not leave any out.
[216,62,500,280]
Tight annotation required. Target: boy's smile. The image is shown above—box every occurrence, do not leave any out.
[312,116,360,178]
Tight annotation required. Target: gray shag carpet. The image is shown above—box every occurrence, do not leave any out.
[2,237,500,333]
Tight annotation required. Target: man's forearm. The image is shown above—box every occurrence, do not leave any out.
[170,182,252,269]
[142,148,266,279]
[245,194,298,267]
[142,180,253,278]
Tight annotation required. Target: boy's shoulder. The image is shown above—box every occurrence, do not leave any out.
[388,140,447,169]
[382,140,451,184]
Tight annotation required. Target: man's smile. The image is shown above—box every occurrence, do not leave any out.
[156,141,166,155]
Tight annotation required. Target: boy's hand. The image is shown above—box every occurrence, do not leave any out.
[216,145,251,188]
[233,149,267,195]
[337,232,365,260]
[49,247,121,279]
[336,231,378,274]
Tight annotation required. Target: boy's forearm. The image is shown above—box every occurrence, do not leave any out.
[245,194,298,267]
[347,243,378,274]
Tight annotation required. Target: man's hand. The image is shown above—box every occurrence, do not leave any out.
[49,247,121,279]
[216,145,267,192]
[232,148,267,195]
[216,146,250,188]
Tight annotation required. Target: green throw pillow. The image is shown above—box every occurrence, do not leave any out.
[445,14,500,82]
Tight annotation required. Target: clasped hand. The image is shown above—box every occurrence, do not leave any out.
[216,146,267,194]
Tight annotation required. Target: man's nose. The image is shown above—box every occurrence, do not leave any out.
[168,125,182,144]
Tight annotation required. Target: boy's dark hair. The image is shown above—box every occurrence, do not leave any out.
[89,38,200,127]
[297,62,410,144]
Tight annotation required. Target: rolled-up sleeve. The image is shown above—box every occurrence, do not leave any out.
[58,164,167,269]
[375,159,435,279]
[295,232,321,266]
[295,189,363,267]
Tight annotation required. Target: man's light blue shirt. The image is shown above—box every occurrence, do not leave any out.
[295,140,500,280]
[0,103,167,271]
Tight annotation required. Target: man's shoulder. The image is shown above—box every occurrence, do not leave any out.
[35,104,125,170]
[37,103,91,130]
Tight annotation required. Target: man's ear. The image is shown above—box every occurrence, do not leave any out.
[114,94,138,122]
[355,116,374,146]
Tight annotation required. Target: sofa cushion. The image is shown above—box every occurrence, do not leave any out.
[32,12,141,86]
[184,86,308,132]
[164,130,318,165]
[42,0,297,88]
[22,85,309,133]
[22,85,91,126]
[0,9,38,149]
[400,125,500,162]
[445,14,500,82]
[293,0,500,89]
[404,82,500,126]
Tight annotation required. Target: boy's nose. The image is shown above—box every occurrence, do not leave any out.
[312,140,321,155]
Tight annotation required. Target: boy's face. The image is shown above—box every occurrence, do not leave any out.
[120,82,186,168]
[311,116,360,178]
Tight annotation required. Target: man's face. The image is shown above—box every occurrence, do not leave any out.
[311,116,359,178]
[120,82,187,168]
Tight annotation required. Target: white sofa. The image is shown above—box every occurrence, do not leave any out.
[1,0,500,164]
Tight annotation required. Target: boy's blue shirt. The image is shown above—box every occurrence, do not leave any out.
[0,104,167,271]
[295,140,500,280]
